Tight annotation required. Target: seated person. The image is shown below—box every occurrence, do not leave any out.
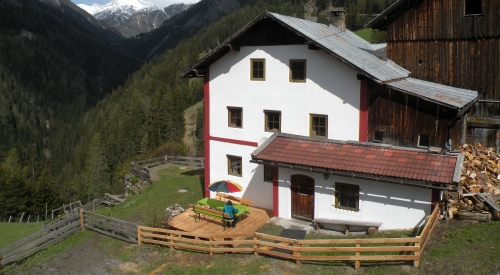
[222,200,239,228]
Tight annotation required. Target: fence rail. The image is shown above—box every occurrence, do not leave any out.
[80,210,138,243]
[0,215,81,266]
[1,205,440,269]
[131,155,205,184]
[137,204,440,269]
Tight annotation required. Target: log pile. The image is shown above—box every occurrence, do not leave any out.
[445,144,500,221]
[459,143,500,195]
[101,193,126,206]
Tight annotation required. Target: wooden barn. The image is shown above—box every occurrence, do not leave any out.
[367,0,500,148]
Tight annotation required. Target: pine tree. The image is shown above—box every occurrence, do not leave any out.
[0,149,30,219]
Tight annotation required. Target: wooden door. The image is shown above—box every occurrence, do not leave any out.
[291,174,314,221]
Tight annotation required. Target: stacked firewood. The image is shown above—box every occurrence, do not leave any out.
[460,143,500,194]
[445,144,500,221]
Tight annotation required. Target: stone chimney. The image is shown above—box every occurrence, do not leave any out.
[330,7,346,31]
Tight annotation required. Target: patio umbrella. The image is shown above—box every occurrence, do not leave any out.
[207,180,243,193]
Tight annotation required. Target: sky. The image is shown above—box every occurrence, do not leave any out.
[74,0,200,9]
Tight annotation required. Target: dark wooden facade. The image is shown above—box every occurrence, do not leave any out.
[367,82,461,149]
[373,0,500,147]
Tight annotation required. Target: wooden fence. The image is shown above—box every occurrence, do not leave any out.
[131,155,205,183]
[0,215,81,266]
[0,209,138,268]
[137,204,440,269]
[80,210,138,244]
[1,205,440,269]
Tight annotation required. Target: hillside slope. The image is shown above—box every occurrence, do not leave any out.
[119,0,254,60]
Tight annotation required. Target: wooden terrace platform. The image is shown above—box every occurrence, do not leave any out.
[170,206,273,236]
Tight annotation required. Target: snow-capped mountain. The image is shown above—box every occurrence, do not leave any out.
[79,0,158,20]
[78,0,191,37]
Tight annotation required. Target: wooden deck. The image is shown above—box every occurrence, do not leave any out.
[170,206,273,236]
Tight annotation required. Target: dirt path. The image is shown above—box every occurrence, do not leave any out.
[147,163,172,182]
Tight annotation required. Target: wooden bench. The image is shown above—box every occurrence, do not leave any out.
[313,218,382,235]
[188,204,234,230]
[215,192,254,207]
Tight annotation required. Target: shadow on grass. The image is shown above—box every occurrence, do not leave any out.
[181,168,205,196]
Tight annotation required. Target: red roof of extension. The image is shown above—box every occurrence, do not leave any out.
[251,133,461,185]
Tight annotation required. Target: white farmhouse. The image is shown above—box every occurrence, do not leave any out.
[181,11,474,230]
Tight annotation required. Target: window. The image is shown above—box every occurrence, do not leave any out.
[265,111,281,132]
[251,59,265,81]
[465,0,482,15]
[373,131,384,143]
[418,134,430,148]
[310,114,328,138]
[228,155,242,177]
[228,107,242,128]
[264,165,273,182]
[289,59,306,82]
[334,182,359,211]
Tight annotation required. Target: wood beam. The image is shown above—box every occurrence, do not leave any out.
[228,44,240,51]
[467,116,500,128]
[307,43,319,50]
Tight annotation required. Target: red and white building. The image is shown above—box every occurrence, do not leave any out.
[181,11,474,230]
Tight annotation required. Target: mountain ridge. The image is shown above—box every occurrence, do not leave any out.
[78,0,191,37]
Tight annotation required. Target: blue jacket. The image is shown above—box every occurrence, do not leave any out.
[223,205,239,219]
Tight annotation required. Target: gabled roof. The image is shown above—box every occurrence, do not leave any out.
[180,11,477,110]
[180,11,409,83]
[251,133,463,185]
[365,0,407,29]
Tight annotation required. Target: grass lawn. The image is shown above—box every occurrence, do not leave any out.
[0,222,42,249]
[98,166,205,225]
[354,28,372,42]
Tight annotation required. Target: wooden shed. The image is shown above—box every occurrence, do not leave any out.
[367,0,500,148]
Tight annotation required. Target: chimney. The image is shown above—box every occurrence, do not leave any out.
[330,7,346,31]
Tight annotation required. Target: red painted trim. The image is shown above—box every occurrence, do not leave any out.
[210,136,259,147]
[272,166,279,217]
[431,186,440,212]
[359,79,368,142]
[204,71,210,198]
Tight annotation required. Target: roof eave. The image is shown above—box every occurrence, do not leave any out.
[250,158,458,189]
[365,0,408,29]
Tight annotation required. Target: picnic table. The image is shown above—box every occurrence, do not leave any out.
[197,198,249,220]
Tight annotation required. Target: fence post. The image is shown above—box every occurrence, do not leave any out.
[293,241,301,265]
[170,233,176,252]
[27,215,31,223]
[253,234,260,256]
[19,212,25,223]
[355,243,361,269]
[414,238,421,267]
[209,237,214,256]
[79,209,85,232]
[137,226,142,246]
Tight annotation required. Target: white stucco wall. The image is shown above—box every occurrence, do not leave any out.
[209,140,273,209]
[209,45,361,142]
[207,45,362,209]
[277,168,432,230]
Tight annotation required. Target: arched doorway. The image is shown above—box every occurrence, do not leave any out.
[291,174,315,221]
